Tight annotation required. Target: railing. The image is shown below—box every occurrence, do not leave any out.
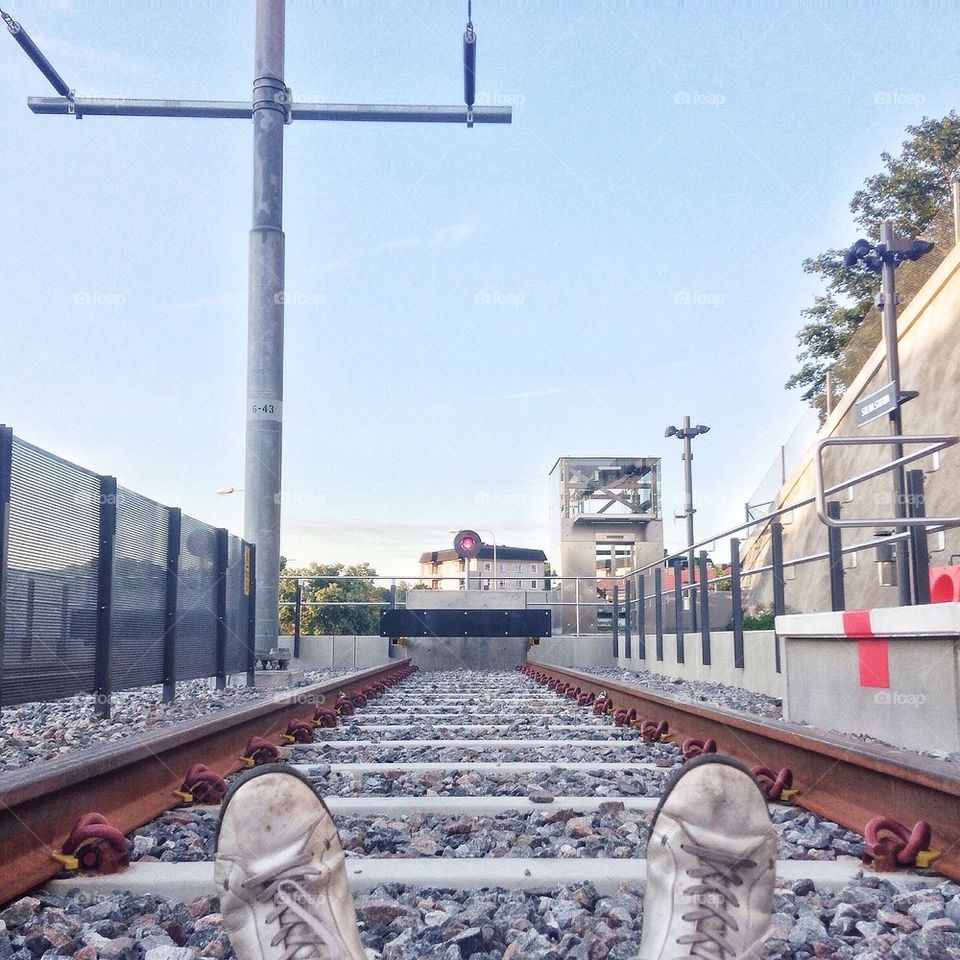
[277,572,725,651]
[607,432,960,673]
[277,438,960,676]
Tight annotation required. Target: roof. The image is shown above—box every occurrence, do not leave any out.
[419,545,547,564]
[549,456,661,475]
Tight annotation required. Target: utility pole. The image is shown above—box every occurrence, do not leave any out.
[665,418,710,631]
[879,220,912,606]
[10,3,511,655]
[844,222,933,606]
[246,0,287,656]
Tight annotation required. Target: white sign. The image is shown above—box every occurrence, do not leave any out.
[854,382,897,428]
[249,399,282,421]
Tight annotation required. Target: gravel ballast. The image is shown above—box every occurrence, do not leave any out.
[127,802,865,864]
[6,876,960,959]
[0,670,347,771]
[577,666,784,719]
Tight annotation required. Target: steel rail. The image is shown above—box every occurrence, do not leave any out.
[530,664,960,881]
[0,660,408,906]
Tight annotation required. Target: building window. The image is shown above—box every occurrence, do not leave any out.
[484,562,492,572]
[530,580,538,589]
[531,564,538,574]
[517,563,524,572]
[499,580,506,589]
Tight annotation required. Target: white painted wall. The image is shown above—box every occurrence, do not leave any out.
[528,631,785,699]
[296,635,391,671]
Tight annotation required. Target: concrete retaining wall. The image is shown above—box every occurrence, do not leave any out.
[405,636,529,671]
[741,240,960,614]
[295,635,391,672]
[778,604,960,753]
[529,631,785,699]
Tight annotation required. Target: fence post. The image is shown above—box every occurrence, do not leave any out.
[826,500,845,612]
[94,475,117,720]
[58,584,70,661]
[611,583,620,658]
[673,558,685,664]
[623,578,632,660]
[293,577,302,658]
[907,470,931,606]
[730,538,744,669]
[636,574,646,660]
[0,426,12,708]
[246,543,257,686]
[654,567,664,661]
[698,551,710,666]
[770,520,785,673]
[575,577,581,637]
[163,508,181,703]
[215,528,228,689]
[23,578,35,660]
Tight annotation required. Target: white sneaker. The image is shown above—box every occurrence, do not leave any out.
[638,754,777,959]
[215,763,367,960]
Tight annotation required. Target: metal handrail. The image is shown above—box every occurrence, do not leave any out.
[814,434,960,528]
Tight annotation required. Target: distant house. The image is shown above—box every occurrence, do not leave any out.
[419,545,549,591]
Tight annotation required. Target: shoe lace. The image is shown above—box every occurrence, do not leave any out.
[241,826,344,960]
[672,842,756,959]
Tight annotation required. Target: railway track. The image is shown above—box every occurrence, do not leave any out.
[3,661,960,958]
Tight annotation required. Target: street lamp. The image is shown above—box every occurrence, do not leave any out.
[843,222,934,605]
[664,417,711,629]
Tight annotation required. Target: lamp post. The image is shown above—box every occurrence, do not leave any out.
[843,223,934,605]
[664,418,711,630]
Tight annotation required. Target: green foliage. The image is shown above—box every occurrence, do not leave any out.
[742,609,776,631]
[788,113,960,411]
[279,561,386,637]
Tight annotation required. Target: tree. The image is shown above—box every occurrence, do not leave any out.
[787,113,960,412]
[279,561,386,636]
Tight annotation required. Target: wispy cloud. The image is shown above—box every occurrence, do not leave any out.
[172,293,243,311]
[429,220,474,247]
[474,386,562,403]
[318,219,476,276]
[34,34,152,79]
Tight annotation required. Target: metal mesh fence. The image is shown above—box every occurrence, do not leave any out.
[174,514,220,681]
[1,438,100,706]
[111,487,168,690]
[0,428,254,708]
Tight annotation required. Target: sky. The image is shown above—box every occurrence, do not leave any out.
[2,0,959,578]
